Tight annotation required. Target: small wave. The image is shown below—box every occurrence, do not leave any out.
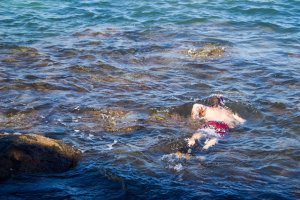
[253,21,291,33]
[229,6,280,16]
[107,140,118,150]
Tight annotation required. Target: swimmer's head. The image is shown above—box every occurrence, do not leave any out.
[208,96,225,107]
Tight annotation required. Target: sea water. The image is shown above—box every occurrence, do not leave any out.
[0,0,299,199]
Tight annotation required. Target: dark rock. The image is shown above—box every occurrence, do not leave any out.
[0,134,81,181]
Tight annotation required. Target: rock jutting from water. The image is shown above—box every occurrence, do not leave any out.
[0,133,81,181]
[182,44,225,59]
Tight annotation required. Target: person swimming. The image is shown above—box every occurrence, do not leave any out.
[191,95,245,128]
[179,95,245,156]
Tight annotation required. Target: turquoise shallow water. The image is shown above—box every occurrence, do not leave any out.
[0,0,300,199]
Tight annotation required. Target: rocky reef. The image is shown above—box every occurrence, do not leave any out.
[0,134,81,181]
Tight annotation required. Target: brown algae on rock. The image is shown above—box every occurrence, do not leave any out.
[182,44,225,59]
[1,45,52,67]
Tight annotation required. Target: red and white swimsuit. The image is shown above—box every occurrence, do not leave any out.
[203,121,230,135]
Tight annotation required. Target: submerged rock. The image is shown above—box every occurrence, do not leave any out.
[73,107,145,133]
[182,44,225,59]
[11,46,41,59]
[1,45,52,67]
[0,134,81,181]
[72,27,118,37]
[12,46,38,54]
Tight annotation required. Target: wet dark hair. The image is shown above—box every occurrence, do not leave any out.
[208,96,224,107]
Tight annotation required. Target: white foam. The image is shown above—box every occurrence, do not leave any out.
[107,140,118,150]
[161,153,186,172]
[87,133,94,140]
[195,156,206,161]
[161,153,177,163]
[173,163,183,172]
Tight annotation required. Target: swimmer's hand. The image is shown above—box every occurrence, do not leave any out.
[186,133,203,147]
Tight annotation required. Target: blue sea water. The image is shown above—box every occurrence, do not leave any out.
[0,0,299,199]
